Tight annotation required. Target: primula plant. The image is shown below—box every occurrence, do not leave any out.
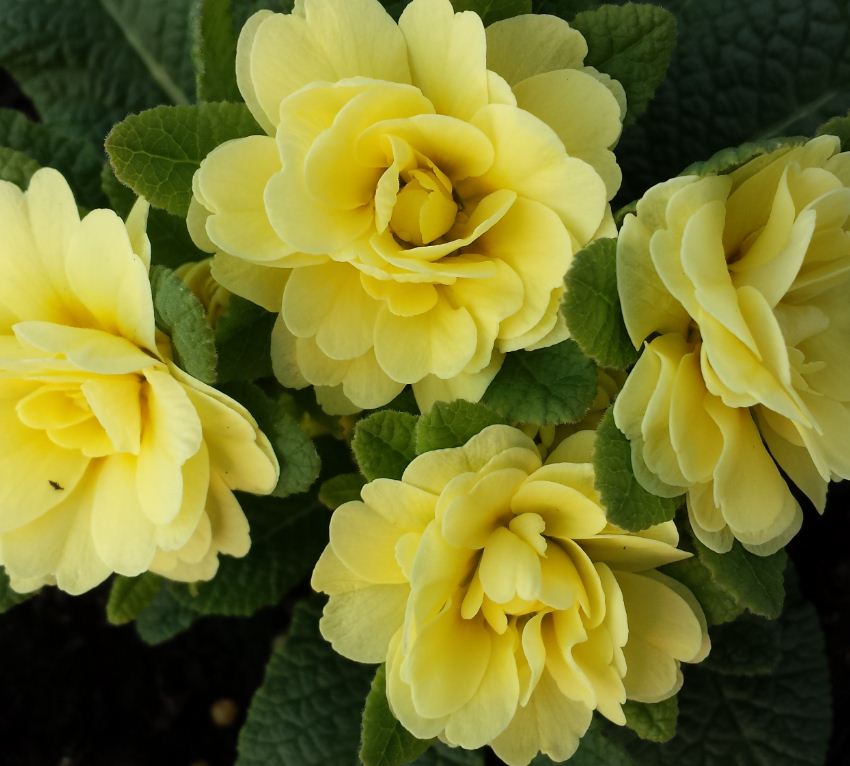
[0,0,845,764]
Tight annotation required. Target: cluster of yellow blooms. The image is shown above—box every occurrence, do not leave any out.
[0,0,847,763]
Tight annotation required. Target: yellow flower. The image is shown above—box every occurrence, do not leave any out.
[0,169,279,595]
[188,0,624,412]
[616,136,850,554]
[312,425,708,765]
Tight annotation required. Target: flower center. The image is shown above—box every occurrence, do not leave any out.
[389,168,458,246]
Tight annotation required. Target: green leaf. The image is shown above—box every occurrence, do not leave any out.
[150,265,218,384]
[106,102,261,217]
[703,615,782,677]
[531,0,598,19]
[563,238,638,370]
[414,400,504,454]
[693,537,787,621]
[106,573,163,626]
[173,496,330,617]
[592,408,681,531]
[0,566,32,615]
[413,745,485,766]
[0,109,106,207]
[626,582,831,766]
[661,555,744,626]
[623,697,678,744]
[214,296,276,383]
[135,583,198,645]
[352,411,419,481]
[617,0,850,201]
[0,146,41,189]
[549,719,636,766]
[192,0,241,102]
[225,383,321,498]
[680,136,807,177]
[451,0,532,23]
[319,472,367,510]
[817,110,850,151]
[360,665,432,766]
[484,340,597,426]
[572,3,677,125]
[0,0,194,143]
[237,596,375,766]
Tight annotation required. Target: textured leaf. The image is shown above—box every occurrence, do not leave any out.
[484,341,597,426]
[106,102,261,217]
[236,596,375,766]
[135,583,198,645]
[224,383,321,498]
[150,265,218,384]
[573,3,677,125]
[563,238,638,370]
[0,109,105,206]
[0,0,192,142]
[174,496,330,617]
[0,566,32,615]
[703,615,782,677]
[319,473,367,510]
[541,719,636,766]
[414,400,504,454]
[618,0,850,201]
[352,411,419,481]
[215,296,276,383]
[592,408,681,531]
[0,146,41,189]
[451,0,532,23]
[626,584,831,766]
[662,554,744,626]
[102,163,207,269]
[531,0,598,19]
[623,697,678,743]
[817,110,850,150]
[106,573,163,626]
[192,0,241,102]
[693,537,787,620]
[360,665,432,766]
[413,745,485,766]
[680,136,807,177]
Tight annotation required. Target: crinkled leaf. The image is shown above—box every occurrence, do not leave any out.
[618,0,850,201]
[319,472,367,510]
[0,566,32,615]
[451,0,532,23]
[192,0,240,102]
[215,296,276,383]
[0,146,40,189]
[225,383,321,498]
[703,615,782,677]
[173,496,330,617]
[484,340,597,426]
[106,573,163,626]
[0,109,105,206]
[680,136,807,177]
[414,400,504,454]
[360,665,432,766]
[150,265,218,384]
[535,719,636,765]
[817,110,850,151]
[623,697,678,744]
[352,411,419,481]
[662,554,744,626]
[693,536,787,621]
[236,596,375,766]
[413,745,484,766]
[563,238,638,370]
[0,0,193,143]
[530,0,597,19]
[135,583,198,645]
[572,3,677,125]
[106,102,261,217]
[593,408,681,531]
[626,582,831,766]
